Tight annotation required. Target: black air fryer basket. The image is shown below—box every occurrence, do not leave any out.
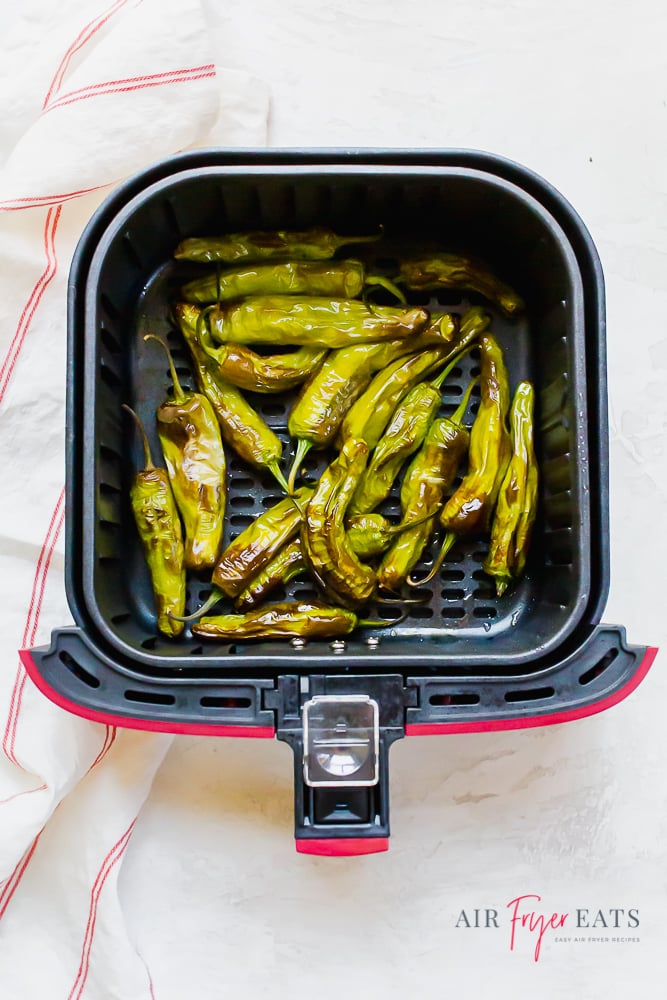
[23,149,656,855]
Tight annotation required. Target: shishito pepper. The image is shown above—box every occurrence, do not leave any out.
[175,302,327,394]
[340,305,490,451]
[213,488,313,599]
[302,438,376,608]
[416,334,513,585]
[482,381,538,595]
[174,227,381,264]
[144,336,226,572]
[438,334,512,537]
[175,309,290,492]
[345,512,432,559]
[234,539,306,611]
[349,308,490,514]
[286,314,459,491]
[122,405,185,637]
[181,259,405,305]
[206,295,429,349]
[398,253,525,318]
[192,602,372,641]
[377,380,478,593]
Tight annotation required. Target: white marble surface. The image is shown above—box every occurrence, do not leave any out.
[119,1,666,995]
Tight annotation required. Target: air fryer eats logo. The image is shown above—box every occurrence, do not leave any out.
[455,895,640,961]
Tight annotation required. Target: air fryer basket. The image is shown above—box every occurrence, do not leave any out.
[23,150,654,853]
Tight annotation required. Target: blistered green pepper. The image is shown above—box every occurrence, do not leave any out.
[349,309,490,514]
[302,438,376,608]
[175,307,290,492]
[417,334,513,585]
[180,259,404,305]
[206,296,429,349]
[192,601,368,641]
[438,334,512,537]
[123,405,185,638]
[175,302,327,394]
[234,539,306,611]
[286,314,459,491]
[398,253,524,318]
[144,336,226,572]
[340,306,490,451]
[345,512,431,559]
[378,380,477,593]
[174,227,381,264]
[482,381,538,595]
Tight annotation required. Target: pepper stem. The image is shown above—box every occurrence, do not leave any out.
[364,275,407,305]
[268,459,291,495]
[406,532,458,587]
[287,438,312,494]
[357,611,408,628]
[122,404,154,470]
[144,334,187,404]
[384,512,434,536]
[452,376,479,425]
[430,346,470,390]
[169,587,224,622]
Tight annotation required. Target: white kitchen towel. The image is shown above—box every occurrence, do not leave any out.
[0,2,268,996]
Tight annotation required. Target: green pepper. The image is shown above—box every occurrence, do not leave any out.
[234,539,306,611]
[213,488,313,600]
[398,253,525,318]
[302,438,376,608]
[345,512,432,559]
[144,336,226,572]
[180,258,405,305]
[482,381,538,595]
[377,380,477,593]
[286,314,459,491]
[340,306,490,450]
[175,302,327,394]
[206,296,430,349]
[122,405,186,638]
[349,308,490,514]
[175,308,290,492]
[439,333,512,537]
[417,334,513,585]
[174,227,381,264]
[192,601,365,641]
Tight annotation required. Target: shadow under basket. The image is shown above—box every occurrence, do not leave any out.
[24,148,655,855]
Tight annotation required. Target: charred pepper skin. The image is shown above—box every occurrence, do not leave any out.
[192,602,360,641]
[123,406,186,638]
[483,381,538,596]
[174,227,381,264]
[234,539,306,611]
[398,253,525,318]
[144,336,226,572]
[175,306,289,492]
[212,488,313,599]
[175,302,327,395]
[439,334,512,538]
[206,295,430,349]
[302,438,376,608]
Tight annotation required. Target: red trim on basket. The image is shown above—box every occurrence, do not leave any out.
[296,838,389,857]
[0,205,61,402]
[18,652,275,739]
[43,0,133,109]
[405,646,659,736]
[44,64,216,114]
[3,489,66,766]
[67,819,137,1000]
